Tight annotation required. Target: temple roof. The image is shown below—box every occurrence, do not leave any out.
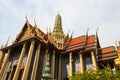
[97,46,117,61]
[64,34,99,53]
[13,19,48,44]
[69,35,86,45]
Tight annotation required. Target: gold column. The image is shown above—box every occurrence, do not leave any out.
[79,53,84,73]
[13,43,26,80]
[22,40,35,80]
[0,49,11,79]
[58,55,62,80]
[31,44,41,80]
[8,69,13,80]
[51,50,55,79]
[0,51,4,64]
[69,52,72,77]
[91,51,97,70]
[1,62,10,80]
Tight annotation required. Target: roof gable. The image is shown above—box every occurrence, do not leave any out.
[13,21,48,44]
[97,46,117,61]
[13,21,34,44]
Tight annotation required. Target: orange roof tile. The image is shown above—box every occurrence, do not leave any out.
[99,46,116,54]
[87,35,95,44]
[70,35,85,45]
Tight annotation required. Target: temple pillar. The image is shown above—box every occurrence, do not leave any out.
[13,43,26,80]
[0,51,4,67]
[91,51,97,70]
[79,53,84,73]
[8,69,13,80]
[69,52,72,80]
[31,44,41,80]
[51,50,55,79]
[58,54,62,80]
[22,40,35,80]
[0,49,11,79]
[69,52,72,76]
[1,62,10,80]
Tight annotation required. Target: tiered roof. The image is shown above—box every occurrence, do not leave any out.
[97,46,117,61]
[64,34,98,53]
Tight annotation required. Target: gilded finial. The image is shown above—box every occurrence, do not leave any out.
[25,14,29,24]
[96,27,99,33]
[4,36,10,48]
[86,28,89,37]
[25,14,28,20]
[34,18,36,25]
[70,30,74,39]
[34,18,38,29]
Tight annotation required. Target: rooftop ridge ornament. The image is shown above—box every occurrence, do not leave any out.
[85,27,89,38]
[34,18,38,29]
[96,27,99,34]
[34,18,36,25]
[25,14,28,22]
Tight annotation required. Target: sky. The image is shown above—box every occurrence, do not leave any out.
[0,0,120,48]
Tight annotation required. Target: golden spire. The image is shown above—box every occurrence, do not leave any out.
[34,18,38,29]
[4,36,10,48]
[25,14,31,29]
[96,27,99,34]
[25,14,28,22]
[34,18,36,26]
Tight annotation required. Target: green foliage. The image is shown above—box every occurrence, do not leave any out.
[71,68,120,80]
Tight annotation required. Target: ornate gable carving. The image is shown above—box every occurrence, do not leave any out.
[13,21,35,44]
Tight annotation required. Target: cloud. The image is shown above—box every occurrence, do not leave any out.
[0,0,120,47]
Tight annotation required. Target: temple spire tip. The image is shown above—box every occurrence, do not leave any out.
[96,27,99,33]
[34,18,36,25]
[25,14,28,20]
